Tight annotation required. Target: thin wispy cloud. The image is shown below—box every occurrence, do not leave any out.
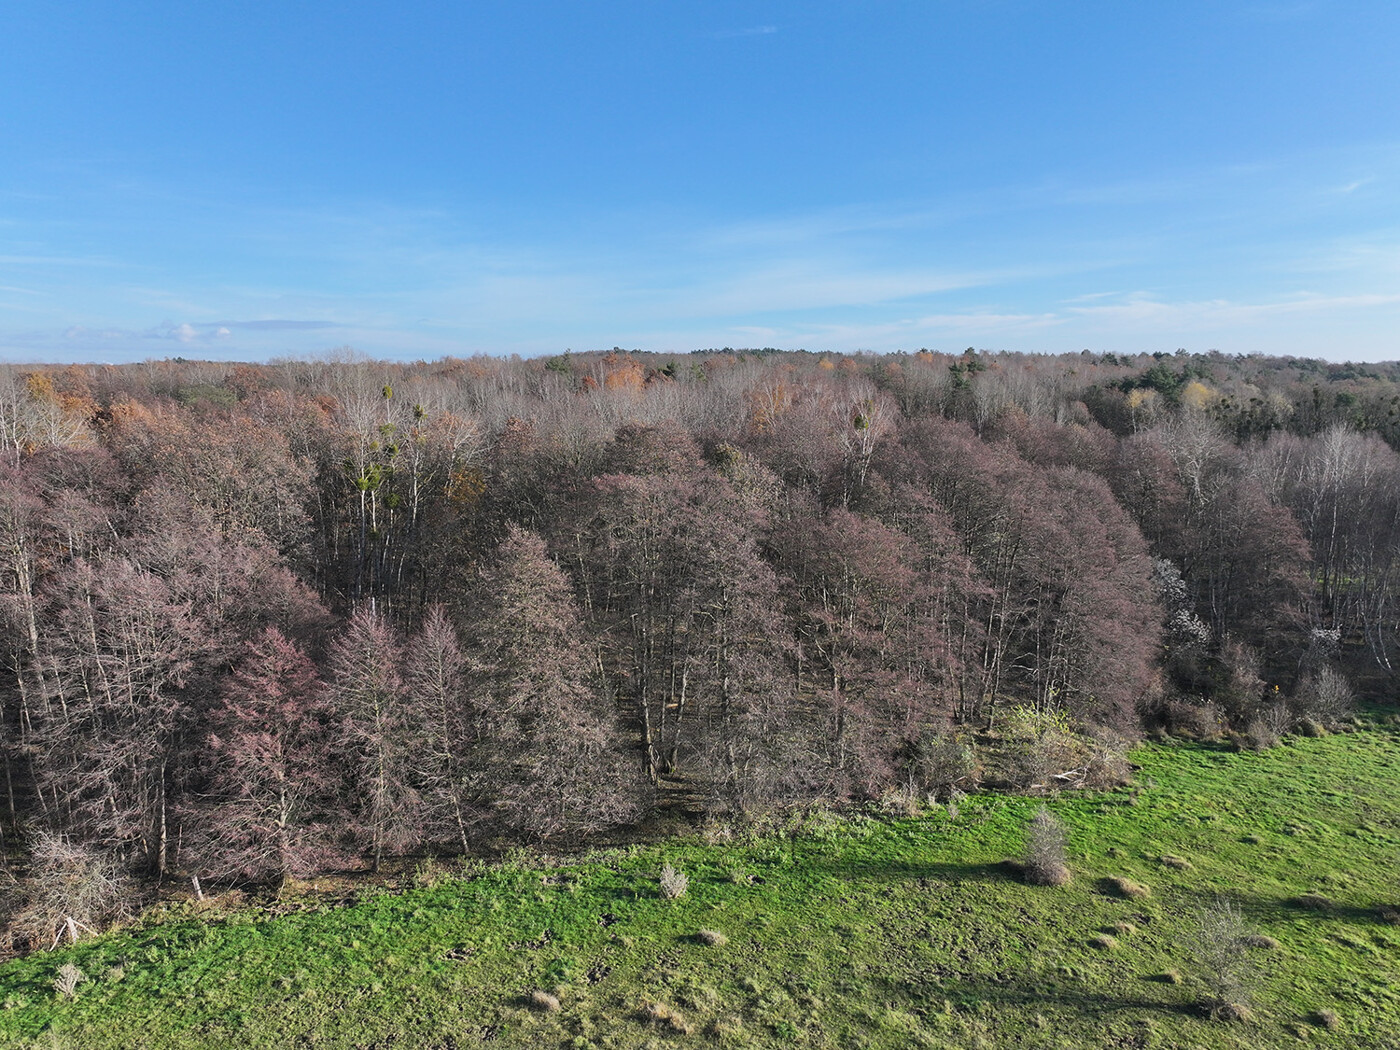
[1334,178,1374,195]
[1067,291,1400,329]
[677,263,1013,317]
[708,25,777,39]
[215,319,341,331]
[698,203,961,250]
[1061,291,1124,304]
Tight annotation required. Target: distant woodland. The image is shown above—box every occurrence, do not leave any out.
[2,347,1399,892]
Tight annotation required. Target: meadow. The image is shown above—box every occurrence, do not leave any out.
[3,725,1399,1049]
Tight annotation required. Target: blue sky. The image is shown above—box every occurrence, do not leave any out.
[2,1,1399,363]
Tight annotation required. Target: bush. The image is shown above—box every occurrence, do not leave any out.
[52,962,84,1000]
[1190,896,1258,1016]
[1003,708,1085,792]
[1291,667,1355,728]
[1161,699,1225,740]
[659,864,688,901]
[1217,637,1266,727]
[4,832,134,950]
[1022,807,1071,887]
[1241,713,1282,751]
[1291,892,1334,913]
[1082,729,1134,789]
[411,856,446,889]
[1211,1001,1254,1023]
[902,729,981,800]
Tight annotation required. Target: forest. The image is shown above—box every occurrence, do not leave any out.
[1,347,1398,938]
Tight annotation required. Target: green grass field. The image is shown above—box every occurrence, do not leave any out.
[3,727,1400,1049]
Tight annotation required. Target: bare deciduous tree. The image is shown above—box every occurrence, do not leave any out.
[191,629,345,883]
[327,607,422,869]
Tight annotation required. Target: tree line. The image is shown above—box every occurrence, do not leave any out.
[1,347,1397,890]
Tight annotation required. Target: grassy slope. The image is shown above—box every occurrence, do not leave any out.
[3,729,1400,1049]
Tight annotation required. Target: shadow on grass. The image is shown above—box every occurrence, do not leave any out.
[795,853,1019,887]
[873,969,1203,1021]
[1229,891,1391,928]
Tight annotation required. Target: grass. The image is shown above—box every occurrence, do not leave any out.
[4,726,1400,1048]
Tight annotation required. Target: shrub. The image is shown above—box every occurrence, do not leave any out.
[1241,713,1282,751]
[696,929,728,947]
[1022,807,1071,887]
[1160,854,1194,871]
[902,729,981,800]
[1089,934,1118,950]
[1003,708,1084,792]
[1217,637,1266,727]
[659,864,688,901]
[878,786,923,817]
[1083,728,1134,789]
[52,962,84,1000]
[1291,667,1355,727]
[1190,896,1258,1017]
[412,856,445,889]
[5,833,134,950]
[1162,699,1224,741]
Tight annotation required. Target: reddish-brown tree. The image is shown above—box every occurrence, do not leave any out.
[193,629,344,882]
[463,525,643,840]
[326,607,421,869]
